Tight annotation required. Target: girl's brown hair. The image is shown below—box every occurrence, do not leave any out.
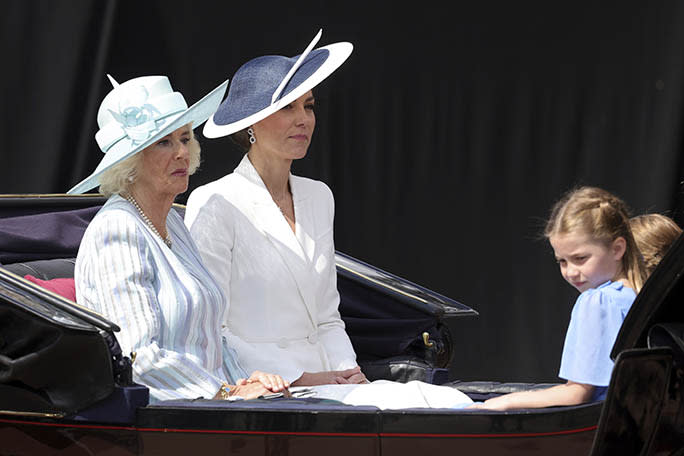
[630,213,682,276]
[544,186,647,292]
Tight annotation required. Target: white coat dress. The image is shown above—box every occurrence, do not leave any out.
[184,154,358,382]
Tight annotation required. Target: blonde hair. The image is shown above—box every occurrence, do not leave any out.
[544,186,647,292]
[98,128,201,197]
[630,213,682,276]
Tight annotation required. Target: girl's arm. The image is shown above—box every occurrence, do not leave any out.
[468,381,594,411]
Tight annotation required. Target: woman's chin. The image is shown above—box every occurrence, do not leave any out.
[169,180,189,197]
[291,149,309,160]
[283,143,310,160]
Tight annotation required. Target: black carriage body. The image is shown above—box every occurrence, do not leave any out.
[0,194,640,455]
[588,233,684,455]
[1,402,600,455]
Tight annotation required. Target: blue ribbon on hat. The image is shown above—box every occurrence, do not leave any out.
[110,104,160,144]
[95,76,188,153]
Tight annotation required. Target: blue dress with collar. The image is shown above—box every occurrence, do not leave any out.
[558,280,636,402]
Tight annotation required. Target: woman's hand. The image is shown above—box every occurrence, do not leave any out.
[343,366,368,384]
[238,370,289,392]
[232,382,291,400]
[214,382,287,401]
[292,366,368,386]
[214,370,291,401]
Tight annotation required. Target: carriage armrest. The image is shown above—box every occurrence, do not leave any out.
[444,380,561,394]
[69,384,149,423]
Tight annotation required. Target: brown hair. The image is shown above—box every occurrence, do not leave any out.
[630,213,682,276]
[229,129,252,152]
[544,186,647,292]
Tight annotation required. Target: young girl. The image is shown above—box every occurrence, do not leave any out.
[470,186,648,410]
[630,213,682,277]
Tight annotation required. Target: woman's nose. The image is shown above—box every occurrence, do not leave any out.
[294,106,311,126]
[175,141,189,160]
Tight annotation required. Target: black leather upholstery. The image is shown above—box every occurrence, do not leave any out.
[360,355,449,384]
[444,380,561,394]
[1,258,76,279]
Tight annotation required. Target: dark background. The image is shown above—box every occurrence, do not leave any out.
[2,0,683,383]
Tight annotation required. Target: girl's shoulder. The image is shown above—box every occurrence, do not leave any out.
[575,281,636,314]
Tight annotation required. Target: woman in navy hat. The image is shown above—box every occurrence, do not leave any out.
[185,30,367,386]
[69,75,289,402]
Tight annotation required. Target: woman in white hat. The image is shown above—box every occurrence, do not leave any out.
[68,75,289,402]
[184,30,367,386]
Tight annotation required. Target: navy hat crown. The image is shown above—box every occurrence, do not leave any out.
[214,49,329,126]
[203,29,353,139]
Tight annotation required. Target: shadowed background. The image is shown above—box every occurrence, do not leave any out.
[2,0,683,382]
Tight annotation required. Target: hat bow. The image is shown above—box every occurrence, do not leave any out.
[95,81,187,154]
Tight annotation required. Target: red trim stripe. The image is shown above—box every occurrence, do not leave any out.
[379,425,598,438]
[0,418,596,438]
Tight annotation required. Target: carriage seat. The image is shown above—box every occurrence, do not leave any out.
[444,380,561,401]
[2,257,76,279]
[1,258,76,301]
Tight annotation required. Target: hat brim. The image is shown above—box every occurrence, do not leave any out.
[67,78,229,194]
[202,42,352,139]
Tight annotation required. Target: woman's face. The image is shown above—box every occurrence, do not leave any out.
[251,91,316,161]
[133,124,192,200]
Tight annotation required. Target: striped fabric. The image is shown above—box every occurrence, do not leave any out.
[75,195,247,403]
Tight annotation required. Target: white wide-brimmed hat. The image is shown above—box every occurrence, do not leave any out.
[67,75,229,194]
[203,29,353,138]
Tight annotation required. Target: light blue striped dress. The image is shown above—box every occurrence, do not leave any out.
[75,195,247,403]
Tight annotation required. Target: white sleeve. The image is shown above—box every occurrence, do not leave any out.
[315,186,358,370]
[75,212,223,401]
[185,189,236,330]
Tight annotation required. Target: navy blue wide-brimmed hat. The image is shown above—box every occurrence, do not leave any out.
[203,29,353,138]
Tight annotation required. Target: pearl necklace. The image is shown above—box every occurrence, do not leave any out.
[124,194,172,248]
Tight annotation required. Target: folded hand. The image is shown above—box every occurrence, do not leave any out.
[293,366,368,386]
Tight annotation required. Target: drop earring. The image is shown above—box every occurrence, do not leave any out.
[247,127,256,144]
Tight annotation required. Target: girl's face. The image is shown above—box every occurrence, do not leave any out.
[549,231,626,293]
[251,91,316,161]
